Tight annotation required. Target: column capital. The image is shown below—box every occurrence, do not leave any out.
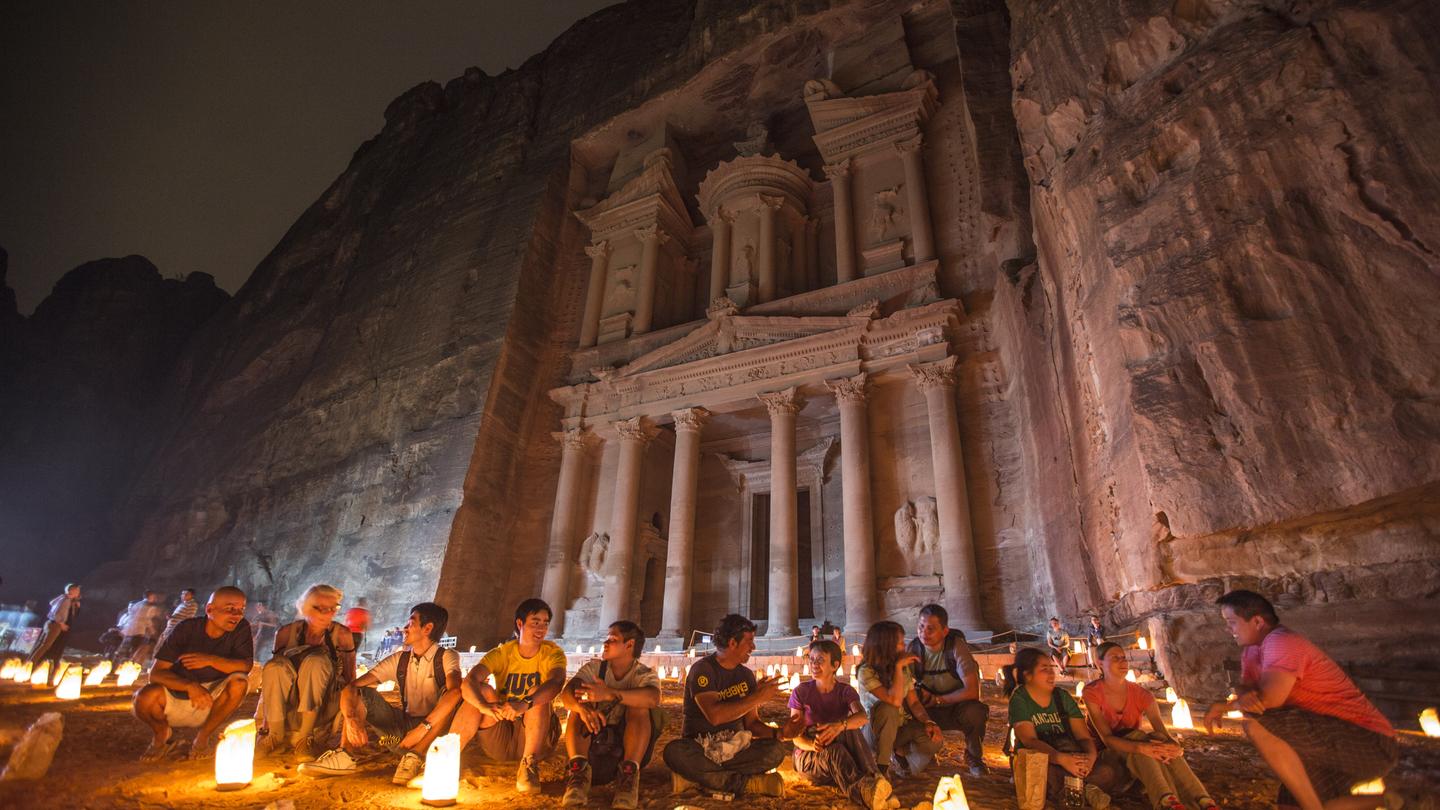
[894,134,924,156]
[825,372,870,405]
[710,206,736,226]
[754,193,785,212]
[613,415,658,444]
[553,426,595,451]
[758,387,805,416]
[823,159,852,180]
[584,241,610,260]
[670,407,711,433]
[634,224,671,246]
[908,355,958,391]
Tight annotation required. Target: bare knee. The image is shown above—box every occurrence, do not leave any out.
[133,684,166,720]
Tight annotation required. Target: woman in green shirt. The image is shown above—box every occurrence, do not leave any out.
[1007,647,1121,806]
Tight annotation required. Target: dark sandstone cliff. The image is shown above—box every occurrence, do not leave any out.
[0,254,229,604]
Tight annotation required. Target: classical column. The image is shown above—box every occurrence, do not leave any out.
[540,427,592,636]
[804,216,821,292]
[633,225,669,334]
[578,241,610,348]
[909,356,984,630]
[789,214,808,296]
[759,387,803,636]
[658,407,709,642]
[895,136,935,263]
[824,160,856,283]
[708,208,732,304]
[756,195,782,303]
[826,374,878,635]
[599,416,654,628]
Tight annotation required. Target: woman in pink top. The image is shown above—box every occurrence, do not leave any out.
[1083,643,1219,810]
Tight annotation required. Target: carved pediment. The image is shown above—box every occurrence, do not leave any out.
[610,313,863,379]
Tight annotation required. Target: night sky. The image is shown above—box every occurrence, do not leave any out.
[0,1,617,315]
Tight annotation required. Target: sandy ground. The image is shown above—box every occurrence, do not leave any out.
[1,676,1437,809]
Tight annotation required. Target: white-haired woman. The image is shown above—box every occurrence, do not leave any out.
[258,584,356,757]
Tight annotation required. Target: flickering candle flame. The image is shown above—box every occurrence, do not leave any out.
[931,774,972,810]
[1125,669,1137,683]
[29,661,50,686]
[115,661,143,687]
[215,718,256,790]
[1170,698,1194,729]
[84,660,113,686]
[1420,707,1440,737]
[54,667,81,700]
[13,661,33,684]
[1351,778,1385,795]
[421,733,461,806]
[1137,636,1149,650]
[1164,686,1178,703]
[0,658,18,680]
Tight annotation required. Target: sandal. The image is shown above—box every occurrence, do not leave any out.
[187,734,216,761]
[139,735,183,763]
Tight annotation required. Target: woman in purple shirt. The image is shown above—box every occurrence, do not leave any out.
[781,639,893,809]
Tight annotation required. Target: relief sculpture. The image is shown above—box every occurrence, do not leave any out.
[869,185,904,243]
[893,497,939,573]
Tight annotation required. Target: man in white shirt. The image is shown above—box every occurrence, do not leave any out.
[559,620,662,809]
[301,602,462,786]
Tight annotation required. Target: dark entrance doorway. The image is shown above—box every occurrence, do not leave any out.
[748,488,815,624]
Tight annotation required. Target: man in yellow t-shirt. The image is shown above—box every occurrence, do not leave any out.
[452,598,567,794]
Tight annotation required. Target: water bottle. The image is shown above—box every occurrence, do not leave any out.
[1062,775,1085,809]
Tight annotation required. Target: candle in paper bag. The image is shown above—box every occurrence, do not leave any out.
[421,733,461,806]
[215,718,256,790]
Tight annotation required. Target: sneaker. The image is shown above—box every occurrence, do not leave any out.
[299,748,358,777]
[742,772,784,798]
[392,751,424,785]
[516,753,542,794]
[256,732,289,759]
[1084,783,1112,809]
[611,759,639,809]
[859,774,893,810]
[562,758,592,806]
[671,771,698,795]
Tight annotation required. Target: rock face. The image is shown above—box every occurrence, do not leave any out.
[1000,0,1440,703]
[0,254,229,605]
[52,0,1436,721]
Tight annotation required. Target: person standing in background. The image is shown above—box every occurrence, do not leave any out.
[344,597,372,653]
[163,588,200,641]
[28,583,80,668]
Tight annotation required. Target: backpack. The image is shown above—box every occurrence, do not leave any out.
[396,648,449,716]
[908,629,972,693]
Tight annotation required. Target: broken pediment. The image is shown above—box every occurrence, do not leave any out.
[610,313,865,379]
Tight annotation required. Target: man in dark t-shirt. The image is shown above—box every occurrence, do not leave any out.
[133,586,254,762]
[662,614,785,798]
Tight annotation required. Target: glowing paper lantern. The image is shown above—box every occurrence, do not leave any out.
[802,664,810,677]
[421,733,461,806]
[0,659,18,679]
[51,661,71,686]
[652,644,662,654]
[54,667,81,700]
[376,680,396,692]
[1137,636,1149,651]
[686,648,696,659]
[787,673,800,692]
[1124,669,1137,683]
[1420,707,1440,737]
[795,646,804,657]
[671,666,680,680]
[468,645,476,653]
[116,661,143,687]
[765,665,775,677]
[1170,698,1194,730]
[1225,709,1243,719]
[931,774,972,810]
[836,665,845,678]
[13,661,33,683]
[1164,686,1178,703]
[588,645,597,655]
[573,644,582,655]
[1071,641,1083,654]
[1074,682,1083,698]
[1351,778,1385,795]
[84,660,113,686]
[29,661,50,686]
[851,644,860,659]
[215,718,256,790]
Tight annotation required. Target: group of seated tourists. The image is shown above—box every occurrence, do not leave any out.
[125,583,1402,809]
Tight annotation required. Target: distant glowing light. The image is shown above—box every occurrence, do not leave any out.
[1170,699,1194,730]
[54,667,81,700]
[85,660,113,686]
[1137,636,1149,651]
[29,661,50,686]
[1420,707,1440,737]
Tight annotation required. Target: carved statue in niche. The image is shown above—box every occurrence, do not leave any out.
[893,498,939,573]
[602,265,636,313]
[580,531,610,579]
[733,122,774,157]
[894,501,916,558]
[870,185,904,243]
[737,243,756,284]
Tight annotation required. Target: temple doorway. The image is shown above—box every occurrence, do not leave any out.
[746,488,815,627]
